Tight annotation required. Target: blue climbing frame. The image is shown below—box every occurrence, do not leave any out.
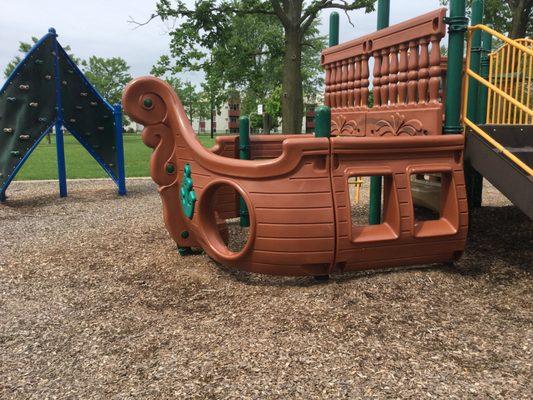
[0,28,126,201]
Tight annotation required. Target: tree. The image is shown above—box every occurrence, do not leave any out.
[159,76,202,121]
[81,56,132,105]
[214,13,324,132]
[133,0,375,133]
[4,37,78,78]
[440,0,532,38]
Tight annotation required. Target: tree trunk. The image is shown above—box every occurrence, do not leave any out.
[509,0,531,38]
[281,27,304,134]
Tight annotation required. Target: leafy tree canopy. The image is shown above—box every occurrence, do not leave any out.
[81,56,132,105]
[440,0,532,38]
[137,0,376,133]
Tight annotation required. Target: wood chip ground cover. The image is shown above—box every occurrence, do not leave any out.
[0,179,531,398]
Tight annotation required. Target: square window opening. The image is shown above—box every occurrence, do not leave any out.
[349,175,385,226]
[410,173,443,222]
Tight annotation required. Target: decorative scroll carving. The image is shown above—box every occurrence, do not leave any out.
[332,114,361,136]
[374,112,424,136]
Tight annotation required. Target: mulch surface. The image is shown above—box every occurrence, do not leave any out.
[1,179,531,399]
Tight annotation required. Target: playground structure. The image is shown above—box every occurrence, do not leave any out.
[463,23,533,218]
[124,0,531,276]
[0,29,126,202]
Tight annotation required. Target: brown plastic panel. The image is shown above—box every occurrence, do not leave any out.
[122,76,467,276]
[330,135,467,273]
[322,8,446,137]
[321,8,446,64]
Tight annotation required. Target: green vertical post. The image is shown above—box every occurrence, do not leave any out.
[471,31,493,208]
[376,0,390,31]
[239,116,250,227]
[443,0,468,134]
[369,0,390,225]
[465,0,484,208]
[329,12,339,47]
[466,0,483,123]
[477,31,492,124]
[314,105,331,138]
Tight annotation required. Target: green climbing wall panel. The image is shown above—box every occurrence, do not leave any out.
[0,35,57,186]
[57,46,119,177]
[0,29,125,199]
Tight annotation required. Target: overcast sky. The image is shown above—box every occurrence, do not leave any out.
[1,0,443,87]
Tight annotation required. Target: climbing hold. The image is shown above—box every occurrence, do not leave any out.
[97,126,104,131]
[38,117,47,123]
[68,69,74,74]
[69,118,76,123]
[180,163,196,219]
[90,101,97,106]
[7,97,16,102]
[19,84,29,90]
[3,128,13,134]
[143,98,153,109]
[93,144,101,149]
[103,115,109,119]
[29,102,38,107]
[75,105,83,110]
[11,151,20,157]
[181,231,189,239]
[166,163,175,174]
[61,80,67,86]
[108,163,115,167]
[35,59,44,65]
[44,74,52,80]
[51,51,57,56]
[80,92,88,97]
[19,134,30,140]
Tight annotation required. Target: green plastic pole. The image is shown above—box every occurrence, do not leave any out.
[329,12,339,47]
[470,30,492,208]
[465,0,484,208]
[369,0,390,225]
[376,0,390,31]
[466,0,483,123]
[314,105,331,138]
[443,0,468,134]
[239,116,250,227]
[477,31,492,124]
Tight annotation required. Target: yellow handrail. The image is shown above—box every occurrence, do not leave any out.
[479,26,533,125]
[463,25,532,176]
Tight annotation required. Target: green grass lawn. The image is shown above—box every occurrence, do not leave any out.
[15,134,217,180]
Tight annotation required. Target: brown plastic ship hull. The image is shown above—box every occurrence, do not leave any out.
[122,76,467,276]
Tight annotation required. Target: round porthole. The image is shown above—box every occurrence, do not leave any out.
[198,180,255,261]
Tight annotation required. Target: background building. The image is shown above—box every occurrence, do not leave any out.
[191,98,241,135]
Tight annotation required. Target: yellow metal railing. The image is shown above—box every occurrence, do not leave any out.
[463,25,533,177]
[487,38,533,124]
